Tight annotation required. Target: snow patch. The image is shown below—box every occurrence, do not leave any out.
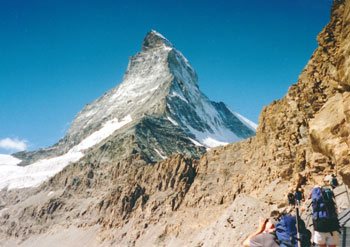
[188,138,204,147]
[0,150,84,190]
[167,117,178,126]
[150,30,168,41]
[170,91,189,103]
[178,95,240,148]
[202,137,229,147]
[233,112,257,131]
[154,148,167,160]
[166,46,253,149]
[186,123,239,148]
[0,154,22,166]
[72,115,132,151]
[163,45,173,51]
[0,115,132,190]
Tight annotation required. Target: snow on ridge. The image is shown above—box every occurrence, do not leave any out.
[186,124,239,148]
[170,91,189,103]
[149,30,173,47]
[168,45,253,148]
[0,115,133,190]
[0,151,84,190]
[73,115,132,152]
[173,48,191,69]
[167,117,178,126]
[233,112,257,131]
[202,137,229,148]
[0,154,22,166]
[163,45,173,51]
[168,73,241,148]
[154,148,167,160]
[188,138,204,147]
[150,30,168,42]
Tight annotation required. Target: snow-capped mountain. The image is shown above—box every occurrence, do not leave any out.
[1,30,255,189]
[60,30,255,150]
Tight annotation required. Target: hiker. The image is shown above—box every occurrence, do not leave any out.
[275,213,311,247]
[310,185,340,247]
[243,218,279,247]
[288,191,296,206]
[294,188,304,205]
[243,213,311,247]
[330,174,339,189]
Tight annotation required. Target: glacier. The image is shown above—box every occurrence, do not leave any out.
[0,115,132,189]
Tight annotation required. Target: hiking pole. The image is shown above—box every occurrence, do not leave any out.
[295,204,301,247]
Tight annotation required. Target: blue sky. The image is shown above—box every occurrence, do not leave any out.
[0,0,333,153]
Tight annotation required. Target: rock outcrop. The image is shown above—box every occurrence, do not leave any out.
[308,0,350,185]
[251,0,350,188]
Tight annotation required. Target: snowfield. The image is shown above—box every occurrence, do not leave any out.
[0,115,132,190]
[233,112,258,131]
[0,154,22,166]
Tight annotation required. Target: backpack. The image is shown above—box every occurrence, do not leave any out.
[275,214,311,247]
[331,177,339,188]
[275,214,297,247]
[311,187,340,232]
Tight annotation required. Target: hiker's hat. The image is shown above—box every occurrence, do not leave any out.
[324,175,332,182]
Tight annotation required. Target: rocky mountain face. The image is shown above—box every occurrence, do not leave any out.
[1,30,255,190]
[308,0,350,185]
[254,0,350,188]
[1,0,350,246]
[15,30,255,165]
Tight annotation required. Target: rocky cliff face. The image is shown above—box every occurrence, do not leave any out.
[308,0,350,185]
[1,0,350,246]
[0,141,277,246]
[251,0,350,188]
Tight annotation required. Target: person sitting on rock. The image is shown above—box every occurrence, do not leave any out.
[242,218,279,247]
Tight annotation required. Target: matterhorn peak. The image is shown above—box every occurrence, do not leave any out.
[2,29,256,190]
[142,30,173,50]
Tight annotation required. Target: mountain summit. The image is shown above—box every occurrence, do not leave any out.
[1,30,255,189]
[142,30,173,50]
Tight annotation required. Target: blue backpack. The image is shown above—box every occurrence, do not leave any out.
[275,214,311,247]
[275,214,297,247]
[311,187,339,232]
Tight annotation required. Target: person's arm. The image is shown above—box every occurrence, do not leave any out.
[242,219,267,247]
